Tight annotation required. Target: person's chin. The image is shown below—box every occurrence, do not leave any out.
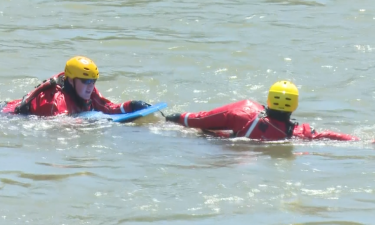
[81,95,91,100]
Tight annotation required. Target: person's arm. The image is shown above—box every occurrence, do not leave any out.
[1,100,21,114]
[180,110,231,129]
[312,130,359,141]
[293,123,359,141]
[166,100,254,131]
[90,87,149,114]
[29,89,63,116]
[166,108,233,130]
[201,129,234,138]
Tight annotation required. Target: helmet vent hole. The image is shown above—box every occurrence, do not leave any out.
[273,103,279,105]
[285,104,290,107]
[84,67,90,71]
[285,98,291,100]
[274,96,280,99]
[83,73,89,76]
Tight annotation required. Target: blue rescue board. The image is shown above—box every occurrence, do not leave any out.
[76,102,167,122]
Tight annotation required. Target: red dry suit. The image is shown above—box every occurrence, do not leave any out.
[1,72,133,116]
[174,100,359,141]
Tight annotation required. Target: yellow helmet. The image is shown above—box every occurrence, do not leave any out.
[267,80,299,112]
[64,56,99,80]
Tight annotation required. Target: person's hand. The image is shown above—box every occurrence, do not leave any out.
[165,113,181,123]
[130,100,151,112]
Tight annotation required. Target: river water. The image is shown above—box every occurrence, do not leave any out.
[0,0,375,224]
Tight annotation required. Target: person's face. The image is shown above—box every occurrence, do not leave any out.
[69,78,96,100]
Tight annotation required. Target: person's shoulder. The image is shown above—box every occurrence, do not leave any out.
[242,99,263,108]
[48,71,65,79]
[38,85,64,100]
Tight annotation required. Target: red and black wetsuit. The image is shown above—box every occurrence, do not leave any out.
[174,100,359,141]
[1,72,133,116]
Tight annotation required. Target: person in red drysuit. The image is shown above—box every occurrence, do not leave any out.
[0,56,150,116]
[165,81,359,141]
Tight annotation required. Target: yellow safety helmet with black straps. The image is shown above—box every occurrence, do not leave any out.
[64,56,99,80]
[267,80,299,113]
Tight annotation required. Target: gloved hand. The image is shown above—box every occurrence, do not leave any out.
[165,113,181,123]
[130,100,151,112]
